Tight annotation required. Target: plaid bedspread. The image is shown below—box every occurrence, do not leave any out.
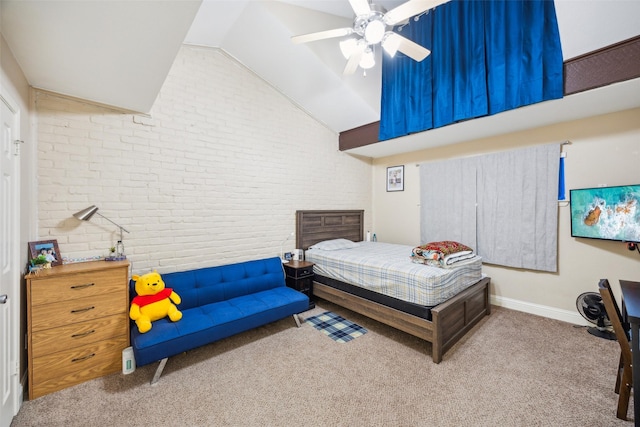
[306,242,483,307]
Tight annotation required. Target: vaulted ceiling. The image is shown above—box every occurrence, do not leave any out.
[2,0,639,157]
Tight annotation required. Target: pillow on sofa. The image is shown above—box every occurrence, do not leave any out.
[309,239,359,251]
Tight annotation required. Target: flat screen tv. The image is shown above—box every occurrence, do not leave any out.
[570,184,640,243]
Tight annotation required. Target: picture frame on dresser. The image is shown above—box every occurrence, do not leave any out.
[28,239,62,266]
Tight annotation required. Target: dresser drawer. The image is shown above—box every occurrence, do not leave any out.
[30,292,127,332]
[31,314,128,358]
[30,336,127,399]
[30,269,125,306]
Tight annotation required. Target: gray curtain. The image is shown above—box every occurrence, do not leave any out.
[420,157,477,250]
[476,144,559,272]
[419,144,559,272]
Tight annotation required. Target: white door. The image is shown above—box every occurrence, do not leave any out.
[0,94,20,427]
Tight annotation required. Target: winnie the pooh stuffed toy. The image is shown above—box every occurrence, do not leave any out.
[130,271,182,333]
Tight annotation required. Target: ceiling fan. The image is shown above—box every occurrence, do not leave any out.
[291,0,450,75]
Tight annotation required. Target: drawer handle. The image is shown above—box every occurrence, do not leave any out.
[71,353,96,363]
[70,283,95,290]
[70,306,95,314]
[71,329,96,338]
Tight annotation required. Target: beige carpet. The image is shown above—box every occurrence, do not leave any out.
[11,301,631,426]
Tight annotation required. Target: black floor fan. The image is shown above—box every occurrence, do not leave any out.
[576,292,616,340]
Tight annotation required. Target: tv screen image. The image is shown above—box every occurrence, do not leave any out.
[570,184,640,243]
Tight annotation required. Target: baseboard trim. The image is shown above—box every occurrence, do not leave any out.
[17,370,26,412]
[491,295,590,327]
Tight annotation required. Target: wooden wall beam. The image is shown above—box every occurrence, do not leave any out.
[563,35,640,95]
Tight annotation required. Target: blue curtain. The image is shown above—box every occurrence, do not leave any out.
[432,0,487,128]
[379,0,564,141]
[380,11,435,135]
[558,154,566,200]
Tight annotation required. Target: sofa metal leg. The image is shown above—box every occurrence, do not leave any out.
[151,357,168,385]
[293,313,302,328]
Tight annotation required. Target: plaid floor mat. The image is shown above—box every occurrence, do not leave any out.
[305,311,367,343]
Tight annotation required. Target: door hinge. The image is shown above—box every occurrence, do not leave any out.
[13,139,24,156]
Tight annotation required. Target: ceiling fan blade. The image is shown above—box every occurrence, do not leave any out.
[384,0,451,26]
[349,0,372,17]
[383,32,431,61]
[343,42,366,75]
[291,27,353,44]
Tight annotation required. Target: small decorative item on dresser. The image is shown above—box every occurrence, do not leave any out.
[283,260,315,310]
[116,240,125,257]
[105,241,126,261]
[28,239,62,267]
[28,255,51,274]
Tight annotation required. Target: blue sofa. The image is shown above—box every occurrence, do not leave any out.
[129,257,309,382]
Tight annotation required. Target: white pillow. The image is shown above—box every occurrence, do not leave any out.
[309,239,359,251]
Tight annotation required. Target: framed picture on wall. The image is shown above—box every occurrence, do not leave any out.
[28,239,62,267]
[387,165,404,192]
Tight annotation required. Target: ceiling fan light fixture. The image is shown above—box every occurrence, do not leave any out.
[364,19,386,44]
[339,38,358,59]
[291,0,450,74]
[359,48,375,69]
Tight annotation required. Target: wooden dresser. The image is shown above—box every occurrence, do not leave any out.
[25,260,130,399]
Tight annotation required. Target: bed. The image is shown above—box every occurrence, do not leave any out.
[296,210,491,363]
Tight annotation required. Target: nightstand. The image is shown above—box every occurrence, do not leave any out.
[283,260,315,310]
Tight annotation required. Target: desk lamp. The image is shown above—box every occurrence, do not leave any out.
[73,205,129,259]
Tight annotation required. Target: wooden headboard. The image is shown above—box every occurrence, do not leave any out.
[295,210,364,250]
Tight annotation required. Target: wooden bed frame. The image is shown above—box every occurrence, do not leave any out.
[296,210,491,363]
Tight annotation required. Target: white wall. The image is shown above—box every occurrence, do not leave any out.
[372,107,640,322]
[34,45,372,275]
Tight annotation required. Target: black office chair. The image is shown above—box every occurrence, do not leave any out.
[598,278,632,420]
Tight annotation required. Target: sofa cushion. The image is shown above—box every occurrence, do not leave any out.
[131,285,309,366]
[155,257,288,310]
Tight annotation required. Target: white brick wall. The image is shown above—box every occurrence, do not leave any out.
[36,45,372,275]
